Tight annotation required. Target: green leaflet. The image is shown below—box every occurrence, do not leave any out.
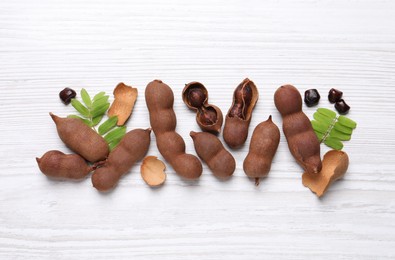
[92,95,110,111]
[333,122,353,135]
[104,126,126,144]
[311,108,357,150]
[109,138,122,151]
[93,91,106,102]
[92,102,110,118]
[324,137,343,150]
[71,99,90,117]
[92,114,104,127]
[338,115,357,129]
[98,116,118,135]
[81,88,92,108]
[67,115,92,127]
[317,108,336,119]
[311,120,328,134]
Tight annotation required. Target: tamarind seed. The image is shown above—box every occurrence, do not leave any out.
[328,88,343,103]
[188,88,206,108]
[59,87,76,104]
[304,89,320,107]
[199,107,217,125]
[335,99,350,114]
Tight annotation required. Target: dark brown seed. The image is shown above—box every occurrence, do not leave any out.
[335,99,350,114]
[59,87,76,104]
[328,88,343,103]
[304,89,320,107]
[198,107,217,125]
[188,88,206,108]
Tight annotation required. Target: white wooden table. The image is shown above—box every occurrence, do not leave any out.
[1,0,394,259]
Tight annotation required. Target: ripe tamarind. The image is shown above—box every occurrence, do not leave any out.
[190,131,235,178]
[50,113,109,163]
[145,79,202,179]
[91,128,151,192]
[274,85,322,174]
[243,116,280,185]
[36,150,92,180]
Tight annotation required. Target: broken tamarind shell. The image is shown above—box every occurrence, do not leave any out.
[107,82,138,126]
[140,156,167,187]
[302,150,349,197]
[182,82,223,134]
[223,78,259,148]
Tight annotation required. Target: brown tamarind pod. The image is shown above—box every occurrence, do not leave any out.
[50,113,109,163]
[274,85,322,174]
[190,131,235,179]
[182,82,223,134]
[145,79,202,180]
[91,128,151,192]
[243,116,280,185]
[36,150,92,180]
[223,78,259,149]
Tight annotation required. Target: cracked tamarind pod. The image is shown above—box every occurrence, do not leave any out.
[223,78,259,149]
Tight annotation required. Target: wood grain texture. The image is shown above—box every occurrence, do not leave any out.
[1,0,395,259]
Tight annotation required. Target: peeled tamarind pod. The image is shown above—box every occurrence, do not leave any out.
[274,85,322,174]
[36,150,92,180]
[145,79,202,179]
[190,131,235,178]
[91,128,151,192]
[50,113,109,163]
[243,115,280,185]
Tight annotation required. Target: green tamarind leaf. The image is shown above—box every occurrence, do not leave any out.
[330,128,351,141]
[93,91,106,102]
[92,114,104,127]
[71,99,90,117]
[67,115,92,127]
[324,136,343,150]
[317,108,337,119]
[92,102,110,118]
[311,120,328,134]
[333,122,353,135]
[98,116,118,135]
[92,95,109,110]
[104,126,126,144]
[338,115,357,129]
[81,88,92,108]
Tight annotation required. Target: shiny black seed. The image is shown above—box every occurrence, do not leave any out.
[335,99,350,114]
[328,88,343,103]
[59,87,76,105]
[304,89,321,107]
